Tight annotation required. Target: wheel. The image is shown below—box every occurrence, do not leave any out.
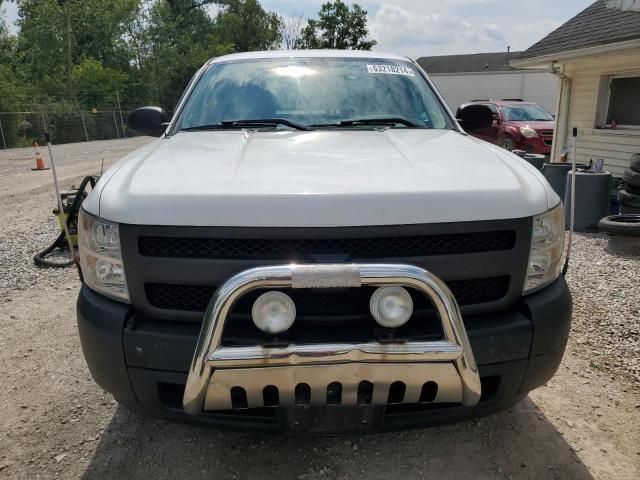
[630,153,640,173]
[599,214,640,236]
[623,169,640,188]
[620,203,640,215]
[623,182,640,195]
[499,137,515,151]
[618,189,640,208]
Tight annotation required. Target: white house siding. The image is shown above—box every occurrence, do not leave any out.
[429,71,559,113]
[553,50,640,176]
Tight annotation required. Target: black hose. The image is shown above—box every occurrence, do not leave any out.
[33,231,75,268]
[33,175,97,268]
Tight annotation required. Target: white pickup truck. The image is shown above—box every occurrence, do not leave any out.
[76,50,571,433]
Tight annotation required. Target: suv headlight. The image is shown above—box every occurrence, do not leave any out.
[524,204,564,294]
[78,209,129,302]
[519,126,538,139]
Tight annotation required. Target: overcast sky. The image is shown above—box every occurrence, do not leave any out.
[1,0,593,58]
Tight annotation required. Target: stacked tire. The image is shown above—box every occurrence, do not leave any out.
[619,153,640,214]
[598,215,640,255]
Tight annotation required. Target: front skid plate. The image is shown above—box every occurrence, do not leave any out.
[204,362,463,410]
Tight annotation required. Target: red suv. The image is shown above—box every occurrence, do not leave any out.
[456,100,555,155]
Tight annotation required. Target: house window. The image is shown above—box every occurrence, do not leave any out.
[602,75,640,128]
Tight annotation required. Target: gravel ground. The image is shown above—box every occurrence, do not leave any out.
[0,138,150,300]
[0,139,639,479]
[565,234,640,384]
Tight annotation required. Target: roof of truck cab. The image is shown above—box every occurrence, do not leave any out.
[207,50,411,64]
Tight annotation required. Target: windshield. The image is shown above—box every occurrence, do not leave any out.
[174,57,454,130]
[501,104,554,122]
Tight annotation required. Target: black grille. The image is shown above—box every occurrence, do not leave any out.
[139,231,516,260]
[145,276,510,314]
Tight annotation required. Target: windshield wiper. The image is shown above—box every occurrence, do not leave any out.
[222,119,313,131]
[313,117,419,128]
[180,118,312,132]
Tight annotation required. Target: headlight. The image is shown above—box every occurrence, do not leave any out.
[369,286,413,328]
[519,126,538,139]
[524,204,564,294]
[78,210,129,302]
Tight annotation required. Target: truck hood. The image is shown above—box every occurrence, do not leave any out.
[88,129,558,227]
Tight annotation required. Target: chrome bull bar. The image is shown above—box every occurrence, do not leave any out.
[183,264,481,414]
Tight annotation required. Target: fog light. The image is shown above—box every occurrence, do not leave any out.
[251,291,296,334]
[369,286,413,328]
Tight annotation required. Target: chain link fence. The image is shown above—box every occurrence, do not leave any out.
[0,109,144,149]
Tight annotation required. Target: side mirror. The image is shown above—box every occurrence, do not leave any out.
[127,106,168,137]
[456,104,493,133]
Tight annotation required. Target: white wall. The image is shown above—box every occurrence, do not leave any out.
[429,70,560,114]
[552,50,640,176]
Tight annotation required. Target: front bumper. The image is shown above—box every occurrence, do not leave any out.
[514,135,552,155]
[77,273,571,433]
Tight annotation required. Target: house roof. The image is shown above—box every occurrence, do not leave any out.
[517,0,640,61]
[415,51,523,74]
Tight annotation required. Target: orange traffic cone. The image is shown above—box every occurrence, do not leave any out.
[31,142,50,171]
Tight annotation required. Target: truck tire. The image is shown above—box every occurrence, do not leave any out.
[618,189,640,208]
[623,169,640,188]
[630,153,640,173]
[620,203,640,215]
[599,214,640,236]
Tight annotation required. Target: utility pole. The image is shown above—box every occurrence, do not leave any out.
[80,112,89,142]
[113,111,120,138]
[116,90,126,138]
[57,0,72,92]
[66,6,72,91]
[0,115,7,150]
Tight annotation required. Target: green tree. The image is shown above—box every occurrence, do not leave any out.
[15,0,141,96]
[68,0,140,70]
[0,10,16,66]
[0,19,19,109]
[15,0,67,84]
[213,0,281,52]
[72,58,128,109]
[4,0,285,118]
[0,22,27,147]
[297,0,376,50]
[144,0,231,109]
